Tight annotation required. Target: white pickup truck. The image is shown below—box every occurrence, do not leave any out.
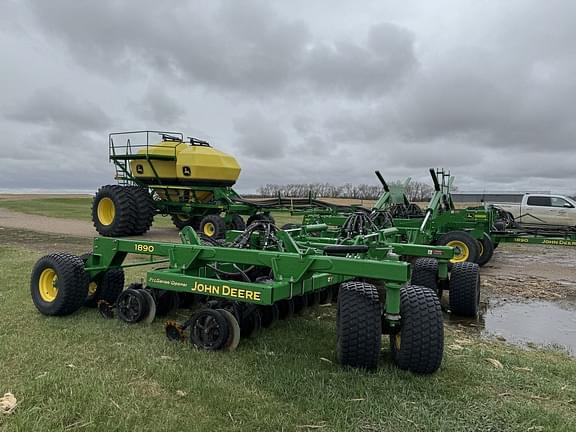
[494,194,576,227]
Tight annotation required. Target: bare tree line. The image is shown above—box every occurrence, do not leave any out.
[256,180,436,201]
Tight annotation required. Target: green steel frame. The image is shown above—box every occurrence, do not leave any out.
[83,225,454,327]
[300,168,576,251]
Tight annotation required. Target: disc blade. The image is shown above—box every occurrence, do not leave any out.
[217,308,241,351]
[140,289,157,324]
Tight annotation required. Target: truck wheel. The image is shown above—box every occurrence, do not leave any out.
[449,262,480,317]
[390,285,443,374]
[199,214,226,239]
[336,281,381,370]
[475,233,495,267]
[410,258,438,291]
[437,231,479,264]
[228,214,246,231]
[92,185,137,236]
[128,186,155,235]
[171,214,202,231]
[31,253,88,316]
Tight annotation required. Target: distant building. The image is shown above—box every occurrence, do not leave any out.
[452,191,550,204]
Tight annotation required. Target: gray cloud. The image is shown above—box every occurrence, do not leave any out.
[23,0,415,97]
[0,0,575,195]
[132,87,185,125]
[233,112,287,160]
[4,88,111,132]
[303,23,417,94]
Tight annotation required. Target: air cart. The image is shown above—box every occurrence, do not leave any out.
[93,131,361,239]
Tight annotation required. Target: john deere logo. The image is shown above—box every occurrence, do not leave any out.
[136,164,144,174]
[182,166,191,176]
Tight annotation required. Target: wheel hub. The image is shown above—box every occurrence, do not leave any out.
[97,197,116,226]
[38,268,58,302]
[446,240,469,263]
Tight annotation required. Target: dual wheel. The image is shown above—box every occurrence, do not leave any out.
[437,230,495,266]
[411,257,481,317]
[92,185,155,237]
[336,281,443,374]
[31,253,125,316]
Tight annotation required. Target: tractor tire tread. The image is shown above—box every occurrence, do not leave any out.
[31,253,88,316]
[391,285,443,374]
[127,186,155,235]
[411,258,439,291]
[337,281,382,370]
[92,185,138,237]
[449,262,480,317]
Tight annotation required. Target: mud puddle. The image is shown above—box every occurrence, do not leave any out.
[448,299,576,356]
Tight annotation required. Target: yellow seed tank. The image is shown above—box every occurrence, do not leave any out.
[130,139,241,187]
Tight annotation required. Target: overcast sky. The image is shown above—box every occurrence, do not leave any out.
[0,0,575,194]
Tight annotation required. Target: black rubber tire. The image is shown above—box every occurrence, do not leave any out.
[127,186,155,235]
[31,253,88,316]
[437,231,479,264]
[449,262,480,317]
[247,213,276,226]
[116,288,149,323]
[171,214,202,231]
[410,258,439,291]
[189,309,230,350]
[228,214,246,231]
[475,233,495,267]
[336,281,382,370]
[92,185,137,237]
[85,269,124,308]
[390,285,444,374]
[199,214,226,239]
[80,253,125,308]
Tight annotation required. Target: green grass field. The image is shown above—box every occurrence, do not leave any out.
[0,197,300,228]
[0,198,94,221]
[1,230,576,431]
[1,198,575,431]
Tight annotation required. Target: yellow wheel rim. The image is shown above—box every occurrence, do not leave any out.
[203,222,215,237]
[97,197,116,226]
[88,281,98,297]
[39,268,58,302]
[394,334,401,350]
[447,240,470,263]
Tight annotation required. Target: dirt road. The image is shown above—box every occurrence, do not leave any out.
[0,207,180,242]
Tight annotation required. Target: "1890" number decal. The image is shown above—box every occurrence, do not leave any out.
[134,244,155,253]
